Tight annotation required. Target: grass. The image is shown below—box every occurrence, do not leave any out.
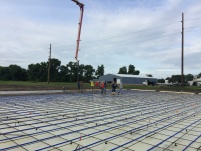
[0,81,76,87]
[0,81,201,92]
[123,84,201,93]
[0,81,79,91]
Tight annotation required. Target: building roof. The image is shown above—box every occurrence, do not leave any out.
[108,73,157,79]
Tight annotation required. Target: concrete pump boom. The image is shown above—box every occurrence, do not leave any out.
[72,0,84,61]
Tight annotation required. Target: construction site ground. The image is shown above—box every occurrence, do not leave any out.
[0,90,201,151]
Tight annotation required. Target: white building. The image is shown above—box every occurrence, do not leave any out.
[99,74,157,85]
[189,78,201,86]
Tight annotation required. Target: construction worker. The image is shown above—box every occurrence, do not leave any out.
[118,81,123,95]
[91,81,94,91]
[101,82,105,93]
[95,81,99,89]
[77,81,80,91]
[112,81,117,95]
[80,81,83,92]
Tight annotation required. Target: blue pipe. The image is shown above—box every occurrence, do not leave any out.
[0,101,179,143]
[109,112,201,151]
[147,119,201,150]
[1,103,191,151]
[0,100,175,135]
[37,106,201,151]
[182,133,201,151]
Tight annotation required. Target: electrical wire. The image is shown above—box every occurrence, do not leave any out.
[78,29,181,49]
[53,21,181,48]
[185,18,201,21]
[185,29,201,33]
[78,33,180,53]
[55,25,201,53]
[185,26,201,29]
[59,20,201,50]
[64,33,181,53]
[84,22,181,42]
[53,24,201,49]
[54,32,181,55]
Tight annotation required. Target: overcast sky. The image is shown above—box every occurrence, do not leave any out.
[0,0,201,78]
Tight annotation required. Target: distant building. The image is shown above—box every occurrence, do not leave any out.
[99,74,157,85]
[188,78,201,86]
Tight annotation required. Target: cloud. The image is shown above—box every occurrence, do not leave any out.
[78,0,201,77]
[0,0,201,78]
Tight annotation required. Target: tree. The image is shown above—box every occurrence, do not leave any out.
[166,77,171,83]
[28,63,37,81]
[168,75,181,83]
[146,74,153,77]
[39,62,48,82]
[78,64,85,82]
[118,66,127,74]
[8,65,27,81]
[184,74,193,82]
[83,65,95,82]
[127,64,140,75]
[27,62,48,82]
[0,66,10,80]
[27,64,37,81]
[95,65,104,78]
[133,70,140,75]
[128,65,135,74]
[197,73,201,78]
[158,78,165,83]
[49,58,61,82]
[57,65,68,82]
[66,61,78,82]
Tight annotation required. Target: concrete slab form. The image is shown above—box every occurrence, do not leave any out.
[0,90,201,151]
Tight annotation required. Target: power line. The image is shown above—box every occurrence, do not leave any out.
[83,22,181,43]
[53,21,181,49]
[185,29,201,33]
[51,18,201,48]
[61,33,180,55]
[53,24,201,49]
[185,11,201,14]
[185,18,201,21]
[56,29,181,51]
[139,68,201,70]
[78,33,180,53]
[78,30,181,49]
[8,29,201,57]
[185,26,201,29]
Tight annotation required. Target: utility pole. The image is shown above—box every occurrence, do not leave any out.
[72,0,84,61]
[47,44,51,84]
[181,13,184,87]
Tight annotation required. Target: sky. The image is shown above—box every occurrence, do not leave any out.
[0,0,201,79]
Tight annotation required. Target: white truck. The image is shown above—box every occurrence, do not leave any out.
[142,80,156,86]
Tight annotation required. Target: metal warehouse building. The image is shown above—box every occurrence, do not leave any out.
[99,73,157,84]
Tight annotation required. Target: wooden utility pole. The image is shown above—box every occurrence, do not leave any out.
[47,44,51,84]
[181,13,184,87]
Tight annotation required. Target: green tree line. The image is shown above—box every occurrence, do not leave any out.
[1,58,200,84]
[0,58,104,82]
[118,64,140,75]
[158,73,201,84]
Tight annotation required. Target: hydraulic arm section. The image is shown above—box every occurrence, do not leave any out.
[72,0,84,61]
